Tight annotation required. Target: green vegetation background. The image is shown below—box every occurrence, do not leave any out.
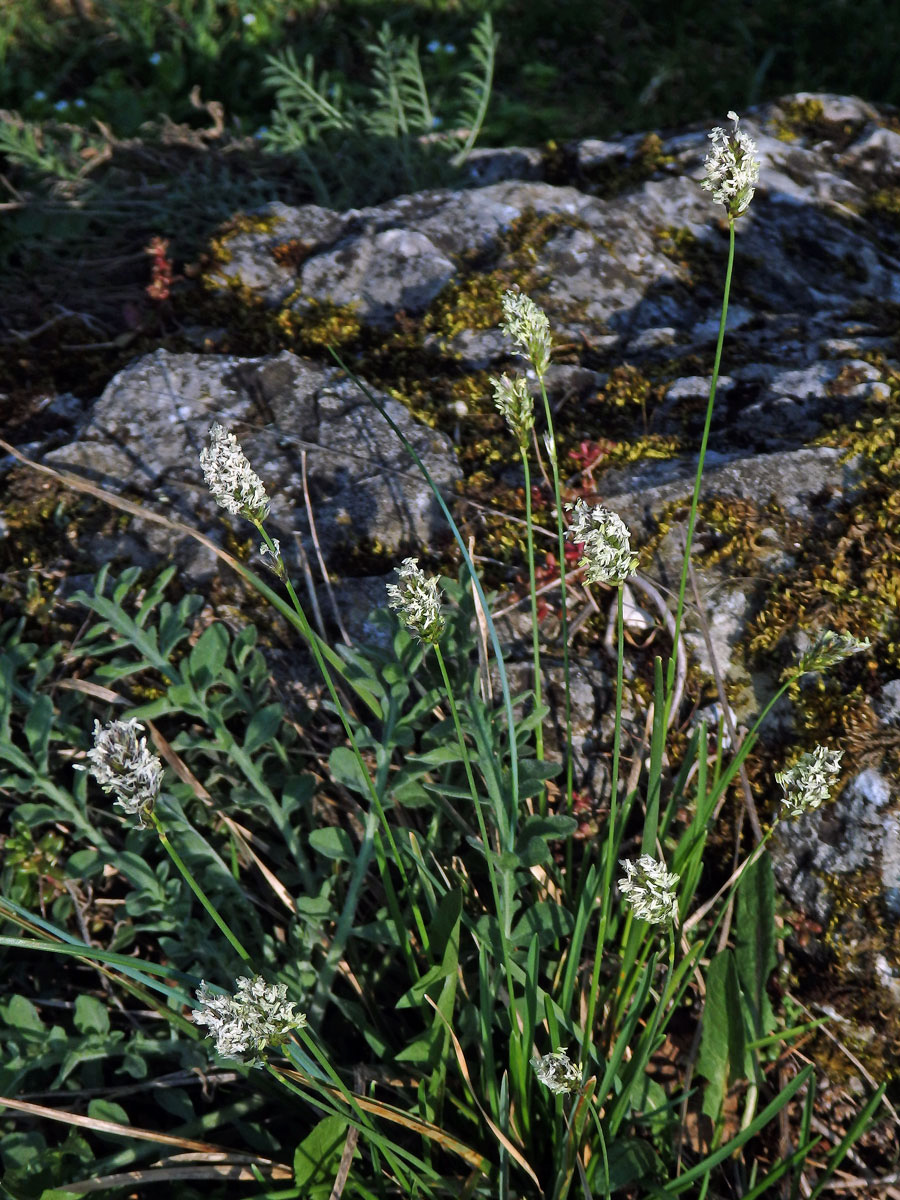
[2,0,898,149]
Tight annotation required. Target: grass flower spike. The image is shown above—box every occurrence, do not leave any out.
[796,629,872,675]
[701,110,760,218]
[531,1049,581,1095]
[619,855,680,926]
[491,373,534,447]
[193,976,306,1067]
[776,745,843,817]
[387,557,445,644]
[500,289,551,379]
[565,499,639,586]
[200,423,271,524]
[78,718,162,827]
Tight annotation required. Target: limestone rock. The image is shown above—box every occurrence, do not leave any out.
[45,348,461,581]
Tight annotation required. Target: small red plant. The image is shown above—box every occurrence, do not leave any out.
[145,236,174,301]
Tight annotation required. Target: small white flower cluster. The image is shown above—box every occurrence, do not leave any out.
[78,718,163,826]
[564,499,639,586]
[796,629,871,675]
[200,424,271,524]
[500,290,551,380]
[193,975,306,1067]
[776,745,843,817]
[618,855,680,926]
[491,373,534,448]
[531,1049,581,1095]
[386,557,445,644]
[701,111,760,218]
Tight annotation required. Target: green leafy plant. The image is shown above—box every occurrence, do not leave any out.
[261,14,497,205]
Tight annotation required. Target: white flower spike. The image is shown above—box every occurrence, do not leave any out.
[78,718,163,827]
[618,855,680,926]
[193,975,306,1067]
[701,110,760,218]
[776,745,843,817]
[531,1049,581,1095]
[565,499,639,586]
[200,423,271,524]
[500,290,551,379]
[386,557,445,644]
[796,629,871,675]
[491,373,534,447]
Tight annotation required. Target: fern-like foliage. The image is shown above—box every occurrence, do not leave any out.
[261,14,497,208]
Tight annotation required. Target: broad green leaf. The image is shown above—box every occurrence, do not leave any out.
[395,1028,442,1064]
[66,849,105,878]
[510,901,574,948]
[23,693,53,771]
[115,851,164,894]
[429,888,463,962]
[74,994,109,1036]
[395,962,452,1010]
[735,850,776,1041]
[595,1137,663,1191]
[328,745,371,797]
[696,949,745,1122]
[87,1098,130,1142]
[186,622,230,690]
[308,826,355,862]
[154,1089,195,1123]
[390,780,432,806]
[293,1114,350,1188]
[1,994,44,1032]
[243,702,283,754]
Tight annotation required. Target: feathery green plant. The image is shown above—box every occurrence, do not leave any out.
[261,14,497,206]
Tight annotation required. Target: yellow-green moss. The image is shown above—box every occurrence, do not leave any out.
[771,97,827,143]
[204,209,284,270]
[574,131,675,198]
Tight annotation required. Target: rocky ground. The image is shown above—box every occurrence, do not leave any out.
[4,92,900,1089]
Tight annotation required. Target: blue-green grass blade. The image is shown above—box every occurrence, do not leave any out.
[642,657,666,853]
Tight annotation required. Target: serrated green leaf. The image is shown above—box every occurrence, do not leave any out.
[516,814,577,852]
[519,836,552,867]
